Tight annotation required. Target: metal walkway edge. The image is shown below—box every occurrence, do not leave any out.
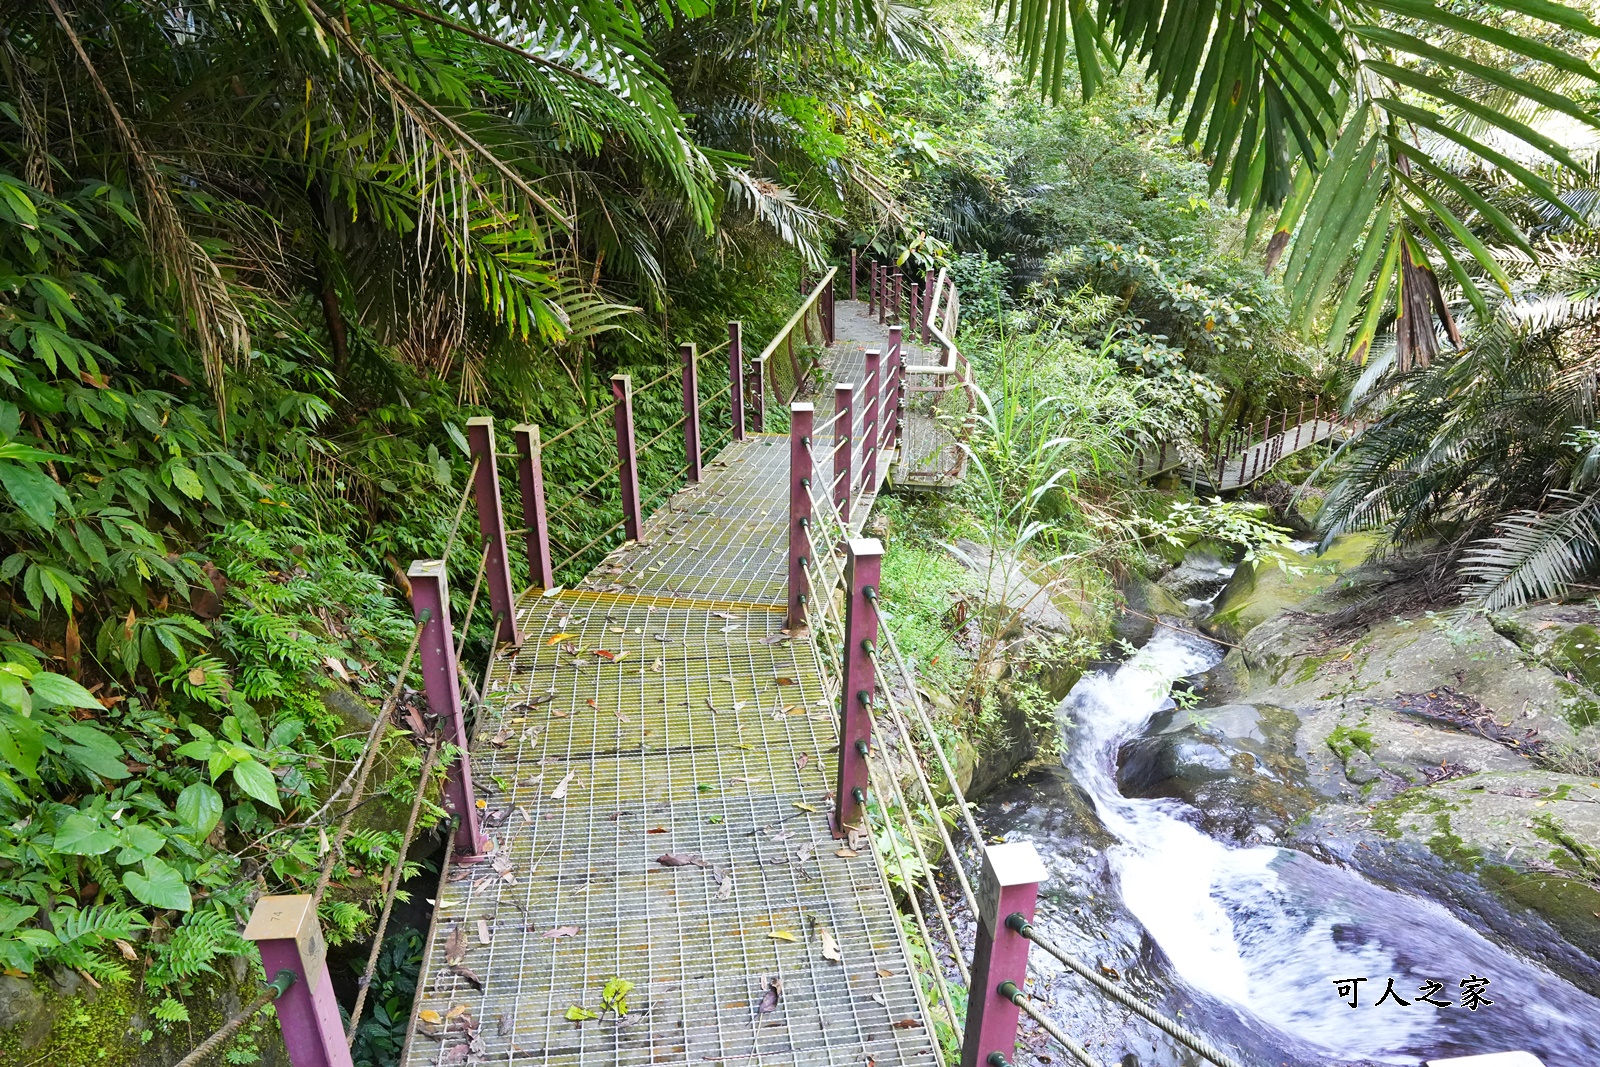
[401,320,936,1066]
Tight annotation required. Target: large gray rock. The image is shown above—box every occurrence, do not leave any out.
[0,975,48,1047]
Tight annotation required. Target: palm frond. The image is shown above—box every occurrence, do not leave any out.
[1460,490,1600,609]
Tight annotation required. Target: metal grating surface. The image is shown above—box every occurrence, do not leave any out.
[404,419,938,1066]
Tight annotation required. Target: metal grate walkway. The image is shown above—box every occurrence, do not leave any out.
[403,335,940,1065]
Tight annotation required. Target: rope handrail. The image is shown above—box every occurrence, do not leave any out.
[539,400,618,449]
[637,412,689,454]
[1010,918,1248,1067]
[860,759,961,1061]
[999,981,1103,1067]
[169,971,298,1067]
[346,738,443,1043]
[755,267,838,367]
[544,463,621,525]
[813,406,846,437]
[551,515,628,573]
[861,687,970,986]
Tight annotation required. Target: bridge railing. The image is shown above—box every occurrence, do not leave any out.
[786,396,1253,1067]
[747,267,837,429]
[1136,395,1362,490]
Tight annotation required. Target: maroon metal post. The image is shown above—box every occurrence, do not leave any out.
[465,418,521,647]
[752,356,767,432]
[729,321,745,442]
[611,374,642,540]
[682,343,702,482]
[850,250,858,301]
[868,262,877,316]
[892,270,903,324]
[407,559,486,859]
[959,843,1049,1067]
[833,537,881,836]
[834,383,854,524]
[788,402,814,631]
[242,896,351,1067]
[886,326,903,452]
[878,265,887,325]
[823,274,835,343]
[923,269,935,344]
[861,348,880,494]
[512,424,554,591]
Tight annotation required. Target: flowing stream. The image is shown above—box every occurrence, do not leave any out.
[1046,627,1600,1066]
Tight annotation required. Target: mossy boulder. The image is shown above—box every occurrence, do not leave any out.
[0,960,288,1067]
[1204,532,1383,644]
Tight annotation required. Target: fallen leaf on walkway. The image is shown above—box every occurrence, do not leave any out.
[768,930,797,942]
[551,771,577,799]
[447,964,484,990]
[892,1019,920,1030]
[565,1005,597,1022]
[720,624,741,633]
[419,1010,443,1025]
[814,920,841,963]
[592,649,617,659]
[612,650,629,662]
[771,830,794,842]
[876,969,895,978]
[795,753,810,771]
[793,802,817,813]
[650,658,663,672]
[835,848,859,858]
[497,1014,513,1037]
[545,633,575,646]
[774,677,796,686]
[550,708,570,718]
[542,587,565,597]
[609,626,625,634]
[757,977,781,1014]
[543,925,580,938]
[646,826,667,834]
[719,874,733,900]
[785,706,802,715]
[586,698,598,708]
[712,611,740,620]
[653,633,672,642]
[490,724,513,747]
[445,924,466,965]
[657,852,708,868]
[872,993,888,1007]
[439,1044,469,1064]
[731,776,762,784]
[759,634,790,645]
[477,919,492,945]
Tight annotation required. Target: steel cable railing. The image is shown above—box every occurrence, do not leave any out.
[1009,917,1248,1067]
[859,760,961,1065]
[998,981,1103,1067]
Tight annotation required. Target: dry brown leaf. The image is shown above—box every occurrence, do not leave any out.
[773,677,796,686]
[757,976,782,1014]
[650,658,664,672]
[835,848,859,858]
[875,969,895,978]
[718,874,733,900]
[543,925,580,938]
[477,919,492,945]
[892,1019,920,1030]
[445,924,466,965]
[446,1005,469,1020]
[550,708,570,719]
[813,918,841,963]
[545,633,576,646]
[551,770,577,800]
[447,964,484,990]
[113,938,138,962]
[646,826,668,834]
[795,753,810,771]
[419,1009,443,1025]
[656,852,708,868]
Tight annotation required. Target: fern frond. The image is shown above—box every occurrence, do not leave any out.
[1460,491,1600,611]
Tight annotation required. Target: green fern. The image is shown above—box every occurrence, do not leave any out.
[153,996,191,1024]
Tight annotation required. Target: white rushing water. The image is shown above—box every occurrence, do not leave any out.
[1060,628,1600,1065]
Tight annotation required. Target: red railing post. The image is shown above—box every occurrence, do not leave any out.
[868,262,878,316]
[407,559,486,860]
[850,250,858,301]
[824,273,835,344]
[512,424,554,591]
[242,896,349,1067]
[789,402,814,631]
[834,383,854,525]
[833,537,881,836]
[892,269,903,324]
[960,842,1048,1067]
[878,264,888,325]
[682,343,702,482]
[729,321,745,442]
[923,269,935,344]
[466,417,521,647]
[611,374,642,540]
[752,356,767,432]
[861,348,880,493]
[887,326,904,453]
